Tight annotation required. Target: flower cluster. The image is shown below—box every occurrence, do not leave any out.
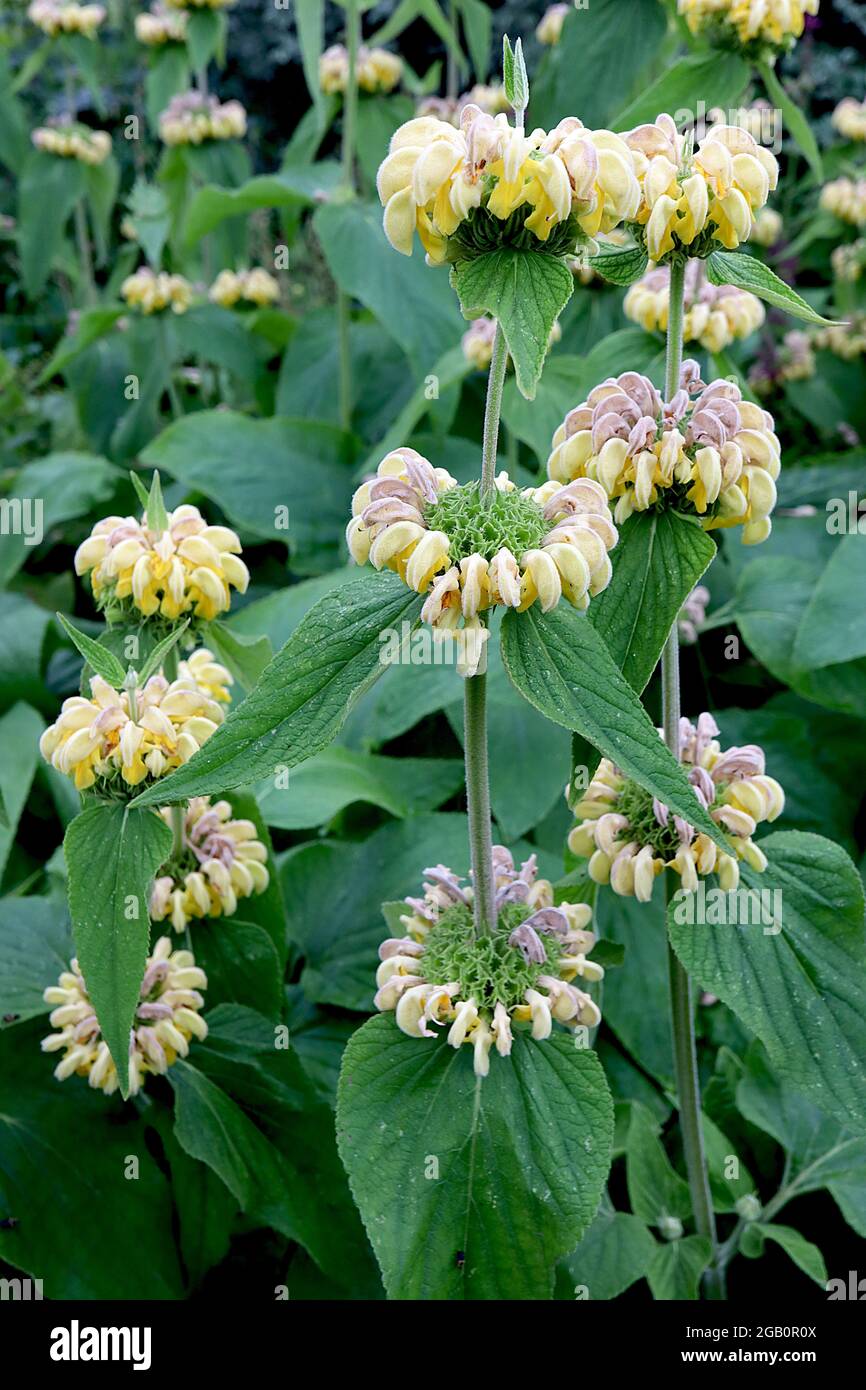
[832,97,866,143]
[135,2,187,44]
[678,0,819,54]
[623,115,778,262]
[377,106,639,262]
[347,447,618,671]
[416,85,509,126]
[820,176,866,227]
[568,714,784,898]
[536,3,569,44]
[28,0,105,37]
[319,44,402,95]
[831,239,866,282]
[678,583,710,644]
[624,262,765,352]
[461,315,560,369]
[209,267,280,307]
[121,266,193,315]
[814,318,866,361]
[32,123,111,165]
[74,504,248,623]
[42,938,208,1096]
[375,849,604,1077]
[750,206,783,246]
[159,91,246,146]
[749,329,815,393]
[39,650,230,792]
[151,796,269,932]
[547,362,780,543]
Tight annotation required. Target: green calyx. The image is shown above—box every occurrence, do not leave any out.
[445,206,588,263]
[424,480,547,562]
[421,901,563,1012]
[615,777,722,860]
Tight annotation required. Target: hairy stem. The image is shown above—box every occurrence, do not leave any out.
[664,256,686,401]
[337,0,361,433]
[480,322,508,500]
[464,670,496,936]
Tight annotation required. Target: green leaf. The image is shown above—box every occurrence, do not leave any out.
[145,43,190,129]
[559,1206,656,1301]
[337,1014,613,1298]
[183,162,343,244]
[155,1115,238,1290]
[18,151,86,299]
[294,0,326,120]
[458,0,492,81]
[138,620,191,684]
[531,0,666,131]
[132,571,424,807]
[706,250,835,325]
[206,619,272,694]
[370,0,464,70]
[0,898,72,1026]
[588,241,648,286]
[668,831,866,1135]
[758,61,822,181]
[745,1224,827,1287]
[702,1113,756,1213]
[594,888,673,1086]
[37,309,125,384]
[626,1103,691,1230]
[793,533,866,671]
[647,1235,712,1300]
[64,804,173,1097]
[140,409,356,575]
[186,9,223,74]
[0,597,52,711]
[587,511,716,695]
[451,248,573,399]
[614,51,750,131]
[0,451,119,585]
[255,745,465,829]
[187,919,282,1017]
[55,613,128,688]
[500,605,729,854]
[0,1020,183,1298]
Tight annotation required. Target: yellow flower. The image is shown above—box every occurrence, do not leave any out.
[624,114,778,260]
[122,267,193,315]
[833,97,866,143]
[568,713,784,899]
[28,1,105,38]
[376,106,639,262]
[39,653,231,792]
[319,44,403,95]
[536,3,570,44]
[135,3,187,43]
[821,177,866,228]
[462,315,560,369]
[678,0,819,51]
[209,267,280,307]
[750,206,783,246]
[42,937,208,1096]
[159,91,246,146]
[150,796,269,931]
[624,261,765,352]
[548,364,780,543]
[375,848,603,1076]
[347,447,618,668]
[75,503,248,622]
[32,123,111,165]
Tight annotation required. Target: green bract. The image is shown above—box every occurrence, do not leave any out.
[421,901,564,1012]
[424,480,547,561]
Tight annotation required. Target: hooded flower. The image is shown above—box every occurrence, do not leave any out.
[75,502,248,622]
[678,0,819,53]
[377,104,639,263]
[462,314,560,369]
[750,206,783,246]
[547,361,780,543]
[122,266,193,315]
[375,848,604,1077]
[568,713,784,898]
[209,267,280,307]
[821,176,866,228]
[136,3,187,44]
[678,583,710,644]
[159,91,246,145]
[319,44,403,94]
[28,0,105,36]
[624,261,765,352]
[151,796,269,932]
[347,447,618,673]
[537,3,569,44]
[39,651,231,792]
[832,97,866,143]
[42,938,208,1096]
[623,114,778,261]
[32,122,111,165]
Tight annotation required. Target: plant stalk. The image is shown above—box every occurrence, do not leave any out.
[464,669,496,936]
[337,0,361,433]
[163,646,186,858]
[480,322,508,500]
[662,257,723,1300]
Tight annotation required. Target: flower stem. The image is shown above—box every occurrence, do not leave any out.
[480,322,508,501]
[464,670,496,937]
[662,258,724,1299]
[664,256,686,400]
[337,0,361,433]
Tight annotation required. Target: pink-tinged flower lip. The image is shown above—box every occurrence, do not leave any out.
[508,922,548,963]
[521,905,570,939]
[422,865,470,903]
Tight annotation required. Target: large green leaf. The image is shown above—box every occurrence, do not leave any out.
[706,251,834,325]
[0,702,44,884]
[758,60,822,181]
[500,605,729,853]
[588,511,716,694]
[614,51,750,130]
[626,1103,691,1230]
[64,803,173,1097]
[337,1014,613,1299]
[255,745,464,829]
[133,571,424,807]
[647,1235,712,1300]
[0,898,72,1025]
[793,533,866,671]
[0,1020,183,1299]
[140,409,356,574]
[558,1205,656,1300]
[183,162,342,244]
[531,0,666,131]
[669,831,866,1135]
[0,597,52,712]
[743,1223,827,1287]
[0,452,119,586]
[452,248,574,399]
[18,151,85,298]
